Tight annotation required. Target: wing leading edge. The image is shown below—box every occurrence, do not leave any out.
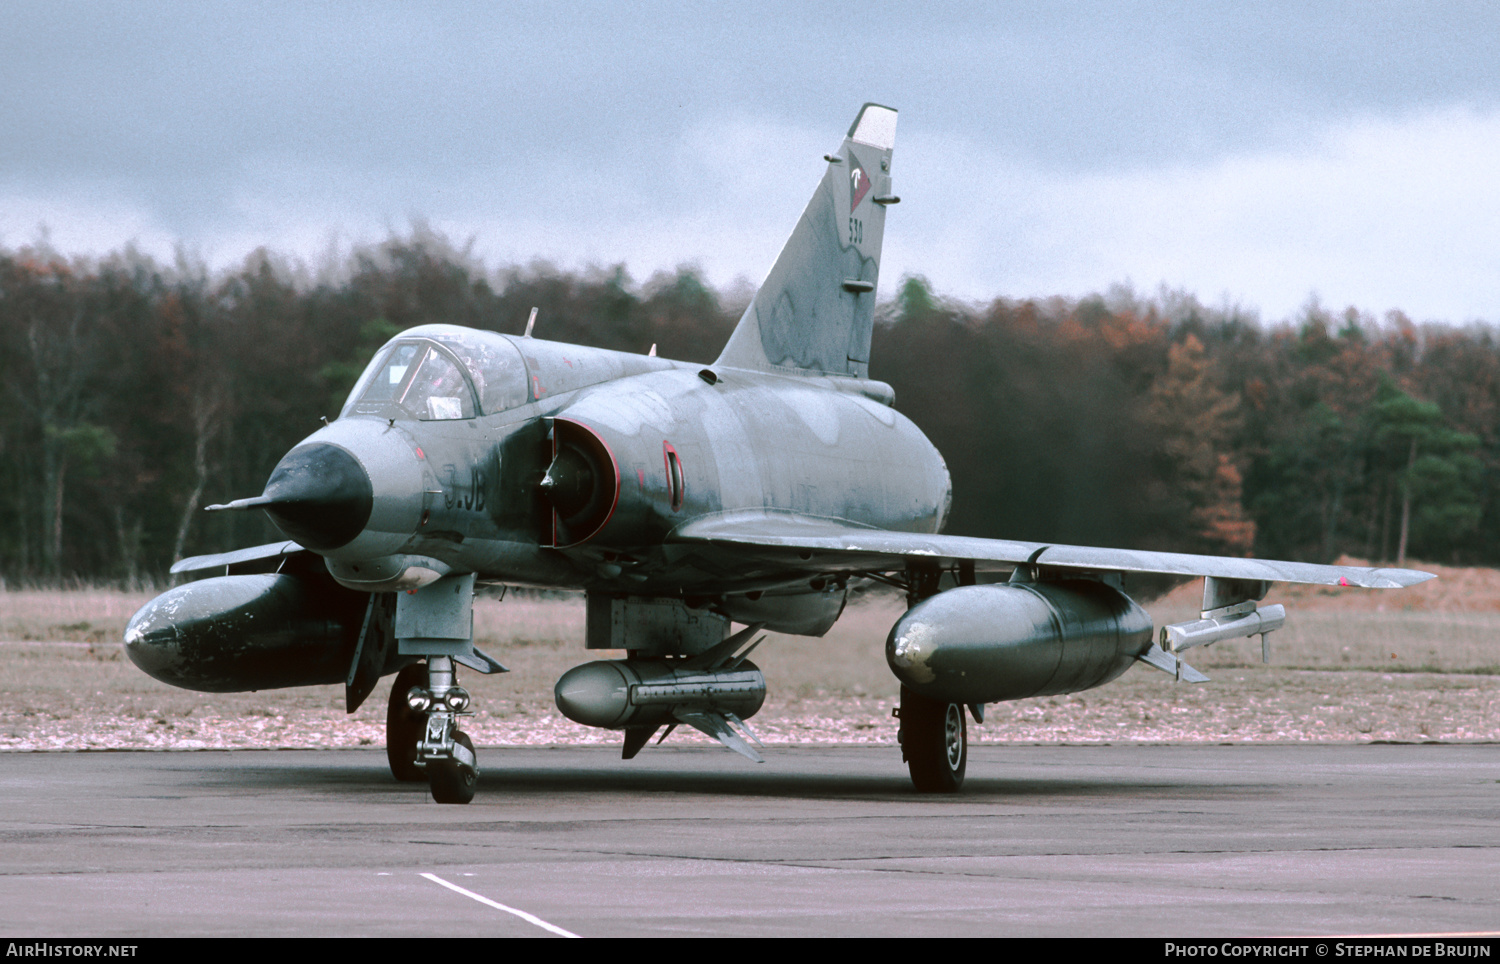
[171,540,305,575]
[670,510,1434,589]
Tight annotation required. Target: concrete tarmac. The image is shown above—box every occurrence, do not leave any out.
[0,744,1496,937]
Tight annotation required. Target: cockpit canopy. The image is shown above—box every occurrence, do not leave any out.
[341,325,530,421]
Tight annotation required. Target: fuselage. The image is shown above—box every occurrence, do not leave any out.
[275,324,952,602]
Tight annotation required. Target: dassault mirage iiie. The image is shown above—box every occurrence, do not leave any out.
[125,104,1433,803]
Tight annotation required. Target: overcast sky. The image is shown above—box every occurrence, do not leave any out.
[4,2,1498,323]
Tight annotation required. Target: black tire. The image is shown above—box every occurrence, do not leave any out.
[386,664,427,782]
[900,686,967,793]
[429,731,477,805]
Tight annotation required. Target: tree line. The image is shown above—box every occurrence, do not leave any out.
[1,232,1494,585]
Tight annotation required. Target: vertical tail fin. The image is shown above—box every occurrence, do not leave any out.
[715,103,897,378]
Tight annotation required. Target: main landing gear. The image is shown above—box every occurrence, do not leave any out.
[897,685,968,793]
[386,656,478,804]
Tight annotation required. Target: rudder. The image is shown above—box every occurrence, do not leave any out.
[715,103,897,378]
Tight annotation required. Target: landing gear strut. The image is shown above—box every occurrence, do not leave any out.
[387,573,488,803]
[415,656,478,804]
[898,685,967,793]
[385,656,478,803]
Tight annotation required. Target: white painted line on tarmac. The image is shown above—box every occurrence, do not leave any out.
[420,872,581,938]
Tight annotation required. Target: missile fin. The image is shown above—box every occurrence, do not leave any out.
[724,712,766,750]
[622,725,659,760]
[1135,642,1211,684]
[680,622,766,671]
[673,709,765,762]
[724,636,767,671]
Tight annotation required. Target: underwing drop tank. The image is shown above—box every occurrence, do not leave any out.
[124,573,366,692]
[886,579,1153,704]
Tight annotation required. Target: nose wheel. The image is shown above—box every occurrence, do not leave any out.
[428,731,477,804]
[386,663,428,782]
[898,686,967,792]
[385,659,480,802]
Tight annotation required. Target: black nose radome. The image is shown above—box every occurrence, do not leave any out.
[261,444,373,550]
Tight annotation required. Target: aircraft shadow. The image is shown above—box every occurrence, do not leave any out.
[190,751,1258,804]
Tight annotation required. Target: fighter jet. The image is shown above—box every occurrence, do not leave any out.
[124,104,1433,803]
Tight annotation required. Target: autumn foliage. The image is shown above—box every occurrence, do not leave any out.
[0,236,1493,583]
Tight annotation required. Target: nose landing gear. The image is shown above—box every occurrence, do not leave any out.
[385,663,428,783]
[386,655,479,804]
[381,573,491,804]
[384,655,480,804]
[428,731,477,804]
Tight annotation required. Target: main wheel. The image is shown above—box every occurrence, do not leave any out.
[429,731,477,805]
[386,663,428,782]
[900,686,967,793]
